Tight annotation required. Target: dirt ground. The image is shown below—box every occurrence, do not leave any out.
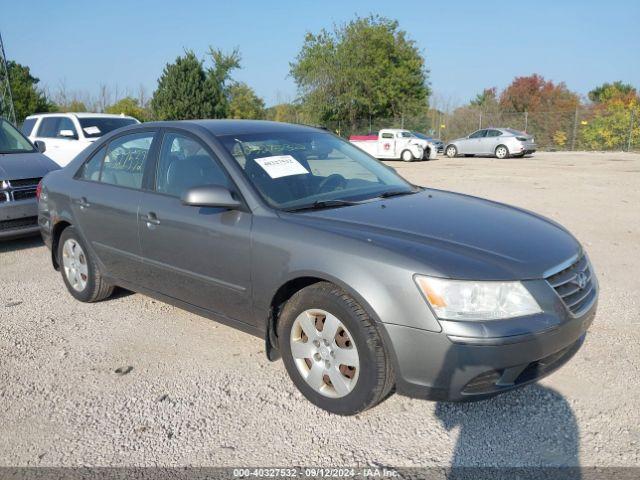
[1,151,639,468]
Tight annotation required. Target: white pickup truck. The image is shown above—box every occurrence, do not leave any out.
[349,129,436,161]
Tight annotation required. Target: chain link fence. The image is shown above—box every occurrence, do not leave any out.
[315,105,640,152]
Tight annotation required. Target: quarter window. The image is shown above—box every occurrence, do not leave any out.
[155,133,230,198]
[77,146,106,181]
[487,130,502,137]
[100,132,154,189]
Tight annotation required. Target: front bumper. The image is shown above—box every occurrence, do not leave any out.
[383,287,597,401]
[0,199,39,239]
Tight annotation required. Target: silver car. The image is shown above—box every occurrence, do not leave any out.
[445,128,537,159]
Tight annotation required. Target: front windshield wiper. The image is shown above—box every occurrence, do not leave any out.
[376,188,420,199]
[283,199,362,212]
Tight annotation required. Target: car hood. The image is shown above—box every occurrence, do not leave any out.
[285,190,580,280]
[0,152,61,180]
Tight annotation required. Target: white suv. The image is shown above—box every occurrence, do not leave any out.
[21,113,139,166]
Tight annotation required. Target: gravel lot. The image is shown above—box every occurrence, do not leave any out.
[1,151,639,468]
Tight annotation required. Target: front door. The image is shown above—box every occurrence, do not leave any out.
[377,133,396,158]
[138,131,253,323]
[462,129,487,154]
[33,116,85,166]
[71,131,157,283]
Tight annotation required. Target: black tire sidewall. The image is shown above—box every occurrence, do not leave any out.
[446,145,457,157]
[58,227,98,302]
[496,145,509,159]
[401,149,413,162]
[278,286,385,415]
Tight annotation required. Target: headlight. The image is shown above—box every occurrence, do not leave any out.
[414,275,541,321]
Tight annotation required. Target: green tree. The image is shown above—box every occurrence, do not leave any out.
[227,82,265,119]
[581,92,639,150]
[151,51,217,120]
[290,15,429,126]
[470,87,498,108]
[56,99,88,112]
[151,49,242,120]
[7,61,54,124]
[265,103,301,123]
[588,81,637,104]
[105,96,152,121]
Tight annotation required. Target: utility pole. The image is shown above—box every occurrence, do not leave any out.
[524,111,528,132]
[571,107,579,151]
[0,31,16,125]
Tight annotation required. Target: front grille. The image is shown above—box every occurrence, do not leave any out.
[7,177,41,188]
[0,216,38,231]
[11,189,37,201]
[546,255,596,315]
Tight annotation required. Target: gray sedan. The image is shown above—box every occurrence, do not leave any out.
[39,120,596,415]
[445,128,537,159]
[1,119,59,239]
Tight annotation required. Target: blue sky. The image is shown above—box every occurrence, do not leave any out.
[2,0,639,108]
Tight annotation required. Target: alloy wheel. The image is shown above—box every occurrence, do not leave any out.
[62,238,88,292]
[496,146,508,159]
[289,309,360,398]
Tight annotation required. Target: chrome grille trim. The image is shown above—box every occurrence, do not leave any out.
[545,254,597,316]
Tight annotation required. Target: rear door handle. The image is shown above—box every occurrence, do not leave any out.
[143,212,161,226]
[73,197,90,209]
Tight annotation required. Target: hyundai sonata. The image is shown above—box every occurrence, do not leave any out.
[38,120,597,415]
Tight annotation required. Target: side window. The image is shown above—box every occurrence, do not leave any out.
[37,118,61,138]
[469,130,487,139]
[101,132,154,189]
[381,132,393,139]
[155,132,230,198]
[77,146,106,181]
[21,118,36,136]
[487,129,502,137]
[57,117,78,138]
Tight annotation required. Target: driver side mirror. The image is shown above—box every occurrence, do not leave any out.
[58,129,77,139]
[34,140,46,153]
[181,185,242,209]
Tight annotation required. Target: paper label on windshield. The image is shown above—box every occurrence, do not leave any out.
[254,155,309,179]
[83,126,101,135]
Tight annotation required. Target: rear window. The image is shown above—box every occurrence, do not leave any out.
[21,118,37,136]
[78,117,138,138]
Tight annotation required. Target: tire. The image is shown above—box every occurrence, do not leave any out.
[278,282,395,415]
[445,145,457,158]
[58,226,114,302]
[401,149,414,162]
[495,144,510,159]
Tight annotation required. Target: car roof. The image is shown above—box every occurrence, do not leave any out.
[26,112,137,120]
[139,119,325,136]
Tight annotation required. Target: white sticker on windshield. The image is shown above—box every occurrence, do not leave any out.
[254,155,309,179]
[83,126,101,135]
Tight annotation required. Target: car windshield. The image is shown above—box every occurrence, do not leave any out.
[0,119,36,154]
[218,131,417,210]
[399,131,415,138]
[78,117,138,138]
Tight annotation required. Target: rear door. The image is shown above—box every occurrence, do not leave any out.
[71,130,158,284]
[484,129,503,154]
[138,129,253,323]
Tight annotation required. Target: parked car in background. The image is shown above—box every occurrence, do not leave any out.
[39,120,597,415]
[22,113,139,167]
[411,131,444,153]
[445,128,537,159]
[0,119,59,239]
[350,129,436,161]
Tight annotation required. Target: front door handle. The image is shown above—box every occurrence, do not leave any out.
[73,197,91,209]
[143,212,161,226]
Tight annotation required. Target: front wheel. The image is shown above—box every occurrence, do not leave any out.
[495,145,510,159]
[278,282,394,415]
[401,149,414,162]
[445,145,458,158]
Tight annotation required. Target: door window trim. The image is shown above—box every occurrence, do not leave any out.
[73,128,160,193]
[144,128,250,210]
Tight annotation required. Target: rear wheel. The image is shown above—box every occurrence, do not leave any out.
[445,145,457,158]
[58,227,114,302]
[401,149,414,162]
[278,282,394,415]
[495,145,510,159]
